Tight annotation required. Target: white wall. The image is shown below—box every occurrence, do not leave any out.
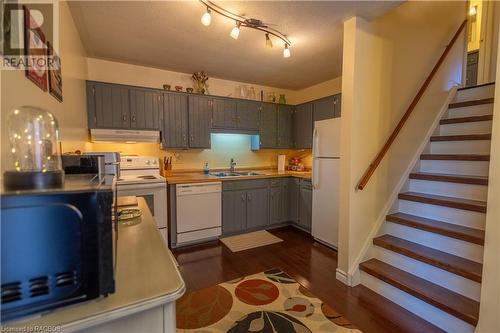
[338,1,466,280]
[475,31,500,333]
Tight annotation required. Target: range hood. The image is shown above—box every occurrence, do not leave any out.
[90,129,160,143]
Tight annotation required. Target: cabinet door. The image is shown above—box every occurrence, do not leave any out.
[277,105,293,148]
[188,95,212,148]
[334,94,342,118]
[293,103,313,148]
[270,186,283,225]
[88,82,130,129]
[281,179,290,222]
[162,93,188,148]
[259,103,277,148]
[313,96,335,122]
[298,184,312,230]
[237,100,260,130]
[129,88,161,130]
[288,178,300,223]
[222,190,247,235]
[212,98,236,129]
[246,188,269,229]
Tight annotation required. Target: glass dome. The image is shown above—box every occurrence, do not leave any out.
[4,106,63,190]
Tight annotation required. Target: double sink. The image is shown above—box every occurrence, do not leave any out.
[210,171,263,178]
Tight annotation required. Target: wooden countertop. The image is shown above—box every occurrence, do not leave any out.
[165,169,312,184]
[6,198,185,332]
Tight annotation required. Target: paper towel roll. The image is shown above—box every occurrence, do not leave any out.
[278,155,286,172]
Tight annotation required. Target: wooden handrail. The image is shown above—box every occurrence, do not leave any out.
[356,19,468,191]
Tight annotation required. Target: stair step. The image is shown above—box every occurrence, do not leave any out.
[360,259,480,325]
[420,154,490,161]
[430,134,491,142]
[398,192,487,213]
[386,213,485,245]
[449,98,494,109]
[409,172,488,185]
[440,115,493,125]
[457,82,495,91]
[373,235,483,282]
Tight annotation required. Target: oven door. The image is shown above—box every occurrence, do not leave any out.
[116,183,167,229]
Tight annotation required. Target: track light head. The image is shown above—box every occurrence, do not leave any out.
[265,33,273,48]
[230,22,241,39]
[201,7,211,26]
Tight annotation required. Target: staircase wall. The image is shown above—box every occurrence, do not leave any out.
[338,1,467,284]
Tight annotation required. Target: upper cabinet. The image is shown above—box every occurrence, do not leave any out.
[129,88,161,130]
[212,98,237,129]
[259,103,277,148]
[236,100,260,131]
[277,105,294,148]
[161,92,188,149]
[293,103,313,149]
[86,81,130,129]
[188,95,212,148]
[312,94,341,122]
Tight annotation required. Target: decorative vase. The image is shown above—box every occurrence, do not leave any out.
[278,94,286,104]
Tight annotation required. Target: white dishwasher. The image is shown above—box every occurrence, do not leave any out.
[176,182,222,246]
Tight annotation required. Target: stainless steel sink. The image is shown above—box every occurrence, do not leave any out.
[210,171,262,178]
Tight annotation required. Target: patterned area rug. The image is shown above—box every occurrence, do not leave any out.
[176,268,361,332]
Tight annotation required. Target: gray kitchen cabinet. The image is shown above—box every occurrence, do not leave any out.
[298,180,312,230]
[313,96,335,122]
[87,81,130,129]
[161,93,188,148]
[288,178,300,223]
[188,95,212,148]
[293,103,313,148]
[259,103,278,148]
[237,100,260,131]
[334,94,341,117]
[212,98,237,129]
[270,185,283,225]
[277,105,294,148]
[222,190,247,235]
[246,188,269,229]
[129,88,162,130]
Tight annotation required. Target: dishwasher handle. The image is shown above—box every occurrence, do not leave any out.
[176,182,222,196]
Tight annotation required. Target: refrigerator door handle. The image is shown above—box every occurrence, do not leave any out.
[312,159,319,189]
[313,128,319,157]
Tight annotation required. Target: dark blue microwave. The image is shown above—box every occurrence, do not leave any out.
[1,174,116,321]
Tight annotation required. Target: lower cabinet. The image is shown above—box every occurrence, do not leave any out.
[298,180,313,230]
[288,178,300,223]
[222,190,247,235]
[246,188,269,229]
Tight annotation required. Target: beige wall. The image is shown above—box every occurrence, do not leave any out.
[293,77,342,105]
[1,1,89,172]
[338,1,466,279]
[475,30,500,333]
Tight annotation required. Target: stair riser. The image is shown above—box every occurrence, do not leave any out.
[409,179,488,201]
[430,140,491,154]
[372,247,481,301]
[360,271,476,332]
[454,85,495,102]
[447,104,494,118]
[419,160,490,176]
[439,121,493,135]
[383,222,483,263]
[398,200,486,230]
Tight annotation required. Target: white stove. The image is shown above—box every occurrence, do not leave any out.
[116,156,168,246]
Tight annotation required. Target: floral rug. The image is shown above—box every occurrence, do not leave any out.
[176,268,361,332]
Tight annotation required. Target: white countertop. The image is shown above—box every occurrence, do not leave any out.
[5,198,185,332]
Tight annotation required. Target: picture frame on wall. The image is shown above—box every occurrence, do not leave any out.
[24,5,48,91]
[47,41,62,102]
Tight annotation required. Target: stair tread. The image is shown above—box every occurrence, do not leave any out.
[373,235,483,282]
[409,172,488,185]
[449,98,494,109]
[420,154,490,161]
[457,82,495,91]
[440,115,493,124]
[386,212,485,245]
[399,192,487,213]
[360,259,480,325]
[430,133,491,141]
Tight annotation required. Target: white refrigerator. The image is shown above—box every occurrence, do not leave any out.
[311,117,341,249]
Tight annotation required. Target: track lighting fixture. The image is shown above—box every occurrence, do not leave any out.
[199,0,292,57]
[230,22,241,40]
[283,44,290,58]
[201,7,211,26]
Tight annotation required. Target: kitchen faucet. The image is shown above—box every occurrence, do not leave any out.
[230,158,236,172]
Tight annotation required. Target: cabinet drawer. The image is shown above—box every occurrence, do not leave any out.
[269,178,283,187]
[223,179,269,191]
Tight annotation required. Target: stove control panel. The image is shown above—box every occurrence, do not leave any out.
[120,156,159,170]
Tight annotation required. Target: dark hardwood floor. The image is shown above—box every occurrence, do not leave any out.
[172,226,445,333]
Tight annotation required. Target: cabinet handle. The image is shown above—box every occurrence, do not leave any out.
[132,115,136,122]
[183,135,186,141]
[122,115,127,121]
[241,195,246,202]
[94,116,97,124]
[248,194,252,201]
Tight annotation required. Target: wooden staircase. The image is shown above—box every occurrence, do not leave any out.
[359,83,494,332]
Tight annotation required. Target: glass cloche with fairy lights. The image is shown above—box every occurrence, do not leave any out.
[3,106,64,190]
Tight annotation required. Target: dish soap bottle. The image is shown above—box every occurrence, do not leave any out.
[203,162,210,175]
